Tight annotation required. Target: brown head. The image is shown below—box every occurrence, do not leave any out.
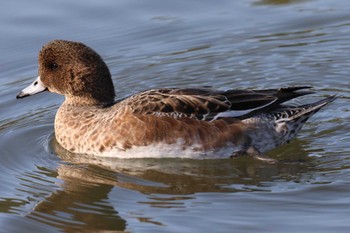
[17,40,116,106]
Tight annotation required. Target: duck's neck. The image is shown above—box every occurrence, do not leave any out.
[63,96,115,108]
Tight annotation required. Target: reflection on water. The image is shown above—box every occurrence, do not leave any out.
[8,136,314,231]
[52,137,315,195]
[29,172,126,232]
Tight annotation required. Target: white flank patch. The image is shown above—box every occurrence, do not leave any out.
[95,140,240,159]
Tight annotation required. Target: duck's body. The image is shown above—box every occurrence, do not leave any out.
[55,100,242,158]
[17,40,336,160]
[54,86,335,160]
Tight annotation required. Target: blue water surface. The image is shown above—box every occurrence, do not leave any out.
[0,0,350,232]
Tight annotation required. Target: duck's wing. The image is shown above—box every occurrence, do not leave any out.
[117,86,312,121]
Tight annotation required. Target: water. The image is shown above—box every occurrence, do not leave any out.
[1,0,350,232]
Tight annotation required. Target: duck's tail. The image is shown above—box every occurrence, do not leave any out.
[274,95,337,123]
[270,95,337,146]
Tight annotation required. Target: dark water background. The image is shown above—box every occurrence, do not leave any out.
[0,0,350,232]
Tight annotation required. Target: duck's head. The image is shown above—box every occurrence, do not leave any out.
[17,40,116,106]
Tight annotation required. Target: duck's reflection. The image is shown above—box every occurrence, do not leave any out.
[52,136,314,193]
[29,164,126,232]
[30,137,314,232]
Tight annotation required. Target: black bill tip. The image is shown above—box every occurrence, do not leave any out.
[16,92,28,99]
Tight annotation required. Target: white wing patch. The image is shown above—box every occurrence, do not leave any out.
[210,98,277,121]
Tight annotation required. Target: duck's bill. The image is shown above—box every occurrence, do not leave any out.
[16,76,47,99]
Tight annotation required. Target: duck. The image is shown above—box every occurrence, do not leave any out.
[17,40,336,161]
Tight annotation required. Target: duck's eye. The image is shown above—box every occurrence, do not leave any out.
[49,62,58,71]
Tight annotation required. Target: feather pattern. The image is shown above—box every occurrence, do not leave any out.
[117,86,313,121]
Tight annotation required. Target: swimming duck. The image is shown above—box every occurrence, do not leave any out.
[17,40,336,161]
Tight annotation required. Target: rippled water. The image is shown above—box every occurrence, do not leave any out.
[1,0,350,232]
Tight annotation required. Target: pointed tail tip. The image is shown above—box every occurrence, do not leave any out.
[307,94,338,112]
[283,94,337,122]
[327,94,338,102]
[320,94,338,106]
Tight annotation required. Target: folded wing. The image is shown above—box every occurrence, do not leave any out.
[117,86,312,121]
